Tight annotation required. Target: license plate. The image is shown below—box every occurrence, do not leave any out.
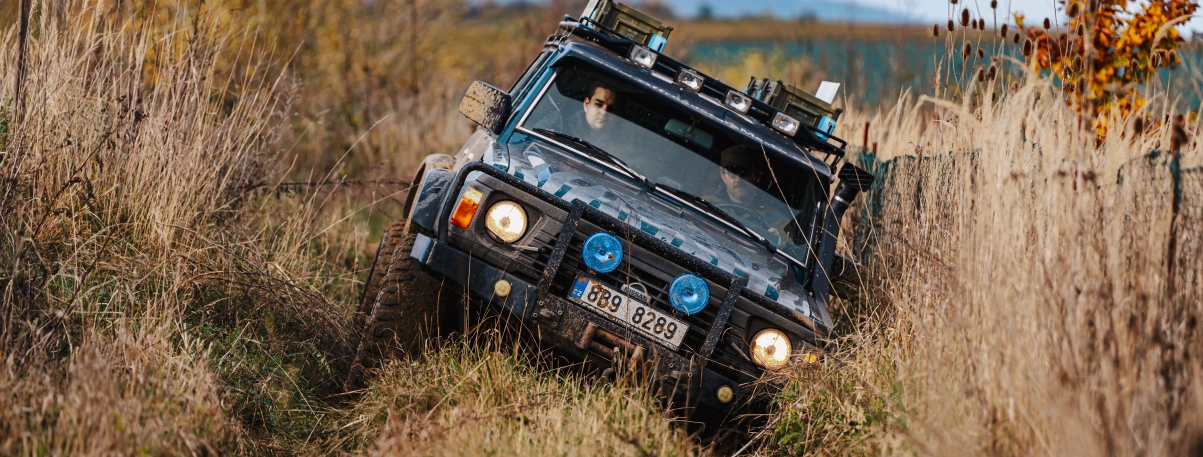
[567,275,688,350]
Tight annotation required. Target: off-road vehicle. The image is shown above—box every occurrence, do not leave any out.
[348,0,874,420]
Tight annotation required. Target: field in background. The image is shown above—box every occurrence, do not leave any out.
[2,1,1202,455]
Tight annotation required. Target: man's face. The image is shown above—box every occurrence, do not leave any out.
[720,167,757,204]
[583,87,616,131]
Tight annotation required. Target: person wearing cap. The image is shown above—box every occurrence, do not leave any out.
[704,145,788,240]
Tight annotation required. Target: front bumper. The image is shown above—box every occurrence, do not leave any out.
[410,232,752,414]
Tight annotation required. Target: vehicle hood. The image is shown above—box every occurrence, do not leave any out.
[503,138,818,321]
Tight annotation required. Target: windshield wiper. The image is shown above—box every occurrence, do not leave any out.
[530,128,655,190]
[654,184,778,254]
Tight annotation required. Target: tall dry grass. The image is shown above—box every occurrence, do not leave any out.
[2,5,231,454]
[0,2,698,454]
[0,0,411,452]
[8,1,1203,455]
[758,69,1203,454]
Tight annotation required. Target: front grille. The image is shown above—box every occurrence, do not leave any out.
[494,202,761,383]
[512,223,722,354]
[450,167,773,385]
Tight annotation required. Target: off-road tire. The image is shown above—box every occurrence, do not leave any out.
[346,154,457,390]
[352,219,410,334]
[345,230,450,390]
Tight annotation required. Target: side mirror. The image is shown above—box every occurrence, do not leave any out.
[459,81,512,135]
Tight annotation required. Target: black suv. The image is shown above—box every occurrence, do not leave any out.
[347,2,873,420]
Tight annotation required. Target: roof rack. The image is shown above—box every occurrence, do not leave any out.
[580,0,673,51]
[747,79,843,141]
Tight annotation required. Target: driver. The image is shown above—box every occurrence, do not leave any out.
[566,81,619,146]
[705,145,788,237]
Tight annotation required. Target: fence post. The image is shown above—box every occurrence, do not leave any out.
[1166,152,1182,297]
[14,0,31,121]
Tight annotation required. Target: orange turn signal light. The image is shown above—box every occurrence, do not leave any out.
[450,187,484,230]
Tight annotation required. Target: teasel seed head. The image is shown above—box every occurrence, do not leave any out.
[963,42,972,58]
[1043,18,1051,29]
[1013,32,1021,44]
[961,8,971,26]
[933,24,941,37]
[977,47,985,58]
[1067,1,1080,17]
[1001,23,1008,37]
[991,0,998,8]
[1023,39,1033,56]
[948,19,955,32]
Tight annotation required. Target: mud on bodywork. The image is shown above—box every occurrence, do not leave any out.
[502,139,823,326]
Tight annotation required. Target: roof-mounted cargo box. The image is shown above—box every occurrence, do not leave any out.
[746,78,844,137]
[581,0,673,52]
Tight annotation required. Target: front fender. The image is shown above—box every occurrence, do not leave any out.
[408,168,455,234]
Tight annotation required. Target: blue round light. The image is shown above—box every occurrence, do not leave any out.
[582,232,623,274]
[669,274,710,315]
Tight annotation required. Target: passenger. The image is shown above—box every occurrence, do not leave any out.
[705,145,787,239]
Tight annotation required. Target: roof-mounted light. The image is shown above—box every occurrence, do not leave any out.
[675,68,704,92]
[770,112,801,136]
[628,45,657,70]
[724,90,752,114]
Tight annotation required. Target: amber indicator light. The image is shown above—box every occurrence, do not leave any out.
[450,187,484,229]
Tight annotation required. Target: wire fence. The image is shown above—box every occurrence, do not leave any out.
[238,177,414,196]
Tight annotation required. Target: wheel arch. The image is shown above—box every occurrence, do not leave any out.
[404,154,456,234]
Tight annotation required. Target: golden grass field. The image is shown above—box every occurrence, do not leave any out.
[1,1,1201,455]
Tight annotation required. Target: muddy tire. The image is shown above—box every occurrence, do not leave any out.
[345,229,452,390]
[352,219,410,334]
[345,153,456,390]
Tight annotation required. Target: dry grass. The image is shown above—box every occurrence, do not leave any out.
[1,2,258,452]
[326,338,700,456]
[4,1,1203,456]
[756,71,1203,454]
[0,2,694,455]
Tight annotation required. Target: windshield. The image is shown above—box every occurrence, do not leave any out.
[518,61,824,261]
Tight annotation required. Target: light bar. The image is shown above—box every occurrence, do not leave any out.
[628,45,657,70]
[675,68,704,92]
[770,112,801,136]
[724,90,752,114]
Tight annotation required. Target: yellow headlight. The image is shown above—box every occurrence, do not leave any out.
[484,201,527,243]
[750,328,792,370]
